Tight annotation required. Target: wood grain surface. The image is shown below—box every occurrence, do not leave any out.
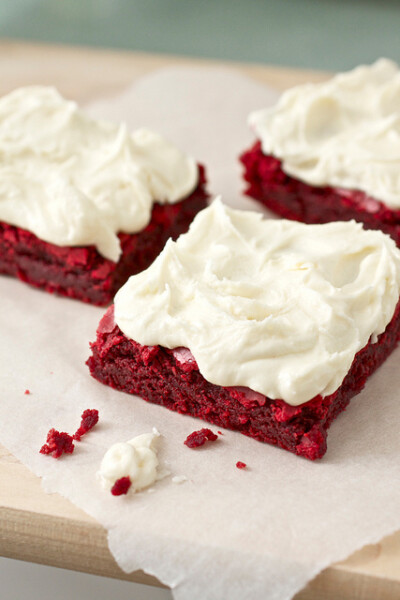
[0,39,399,600]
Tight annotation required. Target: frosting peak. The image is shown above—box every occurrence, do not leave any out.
[114,199,400,406]
[0,86,198,261]
[249,59,400,208]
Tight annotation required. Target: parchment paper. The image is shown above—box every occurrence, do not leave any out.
[1,66,400,600]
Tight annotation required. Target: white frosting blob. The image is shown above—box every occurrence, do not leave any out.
[114,199,400,406]
[0,86,198,261]
[99,429,160,492]
[249,58,400,208]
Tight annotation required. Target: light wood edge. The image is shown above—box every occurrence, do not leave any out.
[0,38,329,102]
[295,567,400,600]
[2,444,400,598]
[0,505,163,588]
[0,508,400,600]
[2,503,400,600]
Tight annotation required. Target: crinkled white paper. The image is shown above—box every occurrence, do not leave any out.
[1,67,400,600]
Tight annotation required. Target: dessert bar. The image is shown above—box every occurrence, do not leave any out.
[0,177,207,305]
[88,201,400,459]
[0,87,207,303]
[241,60,400,245]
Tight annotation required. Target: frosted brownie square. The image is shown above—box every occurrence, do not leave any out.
[87,200,400,459]
[0,87,208,304]
[241,59,400,246]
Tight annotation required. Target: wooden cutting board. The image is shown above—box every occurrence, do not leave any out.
[0,39,399,600]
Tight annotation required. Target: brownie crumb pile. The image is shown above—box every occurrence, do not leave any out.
[40,429,75,458]
[73,409,99,441]
[40,408,99,458]
[184,428,218,448]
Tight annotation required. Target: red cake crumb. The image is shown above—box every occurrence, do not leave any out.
[184,428,218,448]
[111,476,132,496]
[236,461,247,469]
[40,428,75,458]
[217,431,223,435]
[24,389,30,395]
[73,409,99,441]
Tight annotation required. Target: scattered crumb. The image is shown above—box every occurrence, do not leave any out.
[172,475,188,484]
[217,431,223,435]
[184,428,218,448]
[24,389,31,395]
[111,476,132,496]
[40,408,99,458]
[236,461,247,469]
[73,409,99,441]
[40,429,75,458]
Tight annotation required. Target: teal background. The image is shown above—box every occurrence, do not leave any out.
[1,0,400,70]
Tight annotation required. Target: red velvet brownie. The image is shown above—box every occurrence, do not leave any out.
[241,60,400,244]
[87,302,400,460]
[240,144,400,245]
[87,201,400,460]
[0,86,208,304]
[0,172,207,305]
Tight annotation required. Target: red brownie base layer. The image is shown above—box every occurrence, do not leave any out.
[0,166,208,305]
[241,143,400,246]
[87,302,400,460]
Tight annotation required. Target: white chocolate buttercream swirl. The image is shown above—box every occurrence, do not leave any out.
[249,58,400,208]
[0,86,198,261]
[114,199,400,406]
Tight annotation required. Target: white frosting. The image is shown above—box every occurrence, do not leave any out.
[0,86,198,261]
[249,58,400,208]
[114,199,400,406]
[99,429,160,492]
